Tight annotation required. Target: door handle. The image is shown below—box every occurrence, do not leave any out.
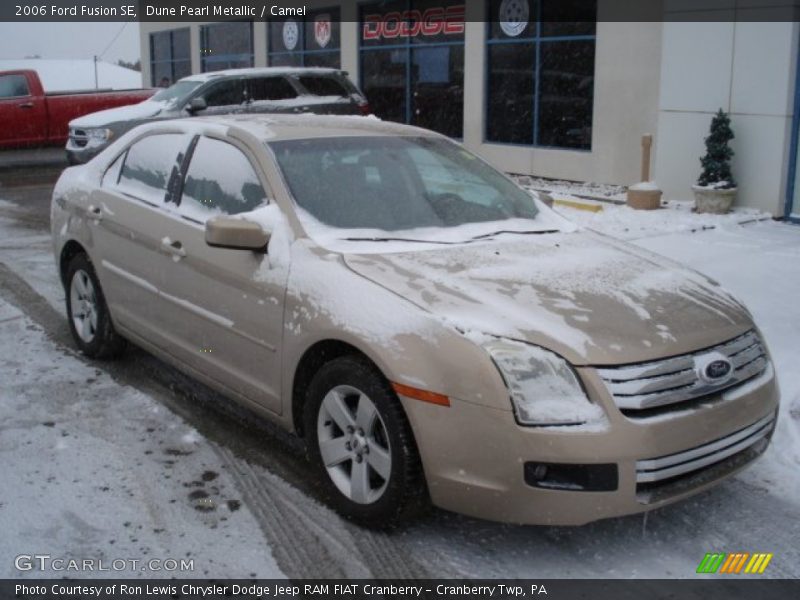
[161,237,187,258]
[87,205,103,221]
[18,102,34,109]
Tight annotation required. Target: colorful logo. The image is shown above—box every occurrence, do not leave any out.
[314,15,332,48]
[696,552,773,574]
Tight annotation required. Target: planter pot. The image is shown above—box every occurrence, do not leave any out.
[693,186,736,214]
[627,188,662,210]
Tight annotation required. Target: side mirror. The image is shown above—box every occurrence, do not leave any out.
[205,216,270,251]
[186,97,207,114]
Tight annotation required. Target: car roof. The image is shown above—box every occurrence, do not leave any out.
[181,67,344,83]
[159,114,442,143]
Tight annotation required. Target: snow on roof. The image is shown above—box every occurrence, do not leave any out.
[181,66,341,83]
[0,59,145,92]
[209,113,437,143]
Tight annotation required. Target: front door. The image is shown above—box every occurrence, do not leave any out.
[0,73,46,146]
[154,135,286,414]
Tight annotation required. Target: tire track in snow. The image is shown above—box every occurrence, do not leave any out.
[0,258,437,579]
[213,444,438,579]
[213,445,359,579]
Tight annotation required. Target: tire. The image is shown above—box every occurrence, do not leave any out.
[64,253,125,359]
[304,355,427,527]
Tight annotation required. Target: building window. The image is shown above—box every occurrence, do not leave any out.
[200,22,254,72]
[359,0,465,138]
[150,28,191,87]
[485,0,596,150]
[268,7,342,68]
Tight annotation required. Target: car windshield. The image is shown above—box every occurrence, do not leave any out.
[150,81,202,105]
[268,136,539,233]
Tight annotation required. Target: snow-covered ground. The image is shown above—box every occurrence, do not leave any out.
[0,297,282,579]
[1,190,799,579]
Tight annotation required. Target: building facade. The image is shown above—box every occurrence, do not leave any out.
[139,1,800,218]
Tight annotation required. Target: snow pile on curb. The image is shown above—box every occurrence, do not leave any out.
[555,198,771,241]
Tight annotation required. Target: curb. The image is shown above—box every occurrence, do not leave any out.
[553,198,605,213]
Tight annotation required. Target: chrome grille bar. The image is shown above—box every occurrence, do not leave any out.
[636,414,775,483]
[597,331,768,411]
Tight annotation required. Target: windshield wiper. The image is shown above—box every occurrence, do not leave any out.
[343,236,458,244]
[470,229,560,240]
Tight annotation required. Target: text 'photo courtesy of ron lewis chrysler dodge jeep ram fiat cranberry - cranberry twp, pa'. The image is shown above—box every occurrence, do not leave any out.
[1,0,800,594]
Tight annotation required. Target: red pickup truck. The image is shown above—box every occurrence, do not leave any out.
[0,70,155,150]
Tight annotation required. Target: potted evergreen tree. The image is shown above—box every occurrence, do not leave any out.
[693,109,737,214]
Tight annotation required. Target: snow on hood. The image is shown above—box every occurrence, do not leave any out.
[70,99,167,128]
[343,230,753,366]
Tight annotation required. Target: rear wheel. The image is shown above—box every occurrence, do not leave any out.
[305,356,426,527]
[65,253,124,358]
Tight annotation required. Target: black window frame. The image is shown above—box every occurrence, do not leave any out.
[149,28,191,87]
[200,21,255,73]
[484,0,597,151]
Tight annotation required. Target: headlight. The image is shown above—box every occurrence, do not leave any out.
[483,339,605,427]
[86,128,112,142]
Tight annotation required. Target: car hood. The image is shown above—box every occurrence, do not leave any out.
[70,99,168,128]
[342,230,753,366]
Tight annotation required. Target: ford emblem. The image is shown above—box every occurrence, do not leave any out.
[695,351,734,384]
[705,359,732,380]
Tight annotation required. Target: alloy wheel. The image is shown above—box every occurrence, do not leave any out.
[70,269,98,343]
[316,384,392,504]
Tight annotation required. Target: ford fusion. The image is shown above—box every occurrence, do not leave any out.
[50,115,779,526]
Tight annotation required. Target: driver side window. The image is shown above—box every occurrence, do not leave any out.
[179,137,267,223]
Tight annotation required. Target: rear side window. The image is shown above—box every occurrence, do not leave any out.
[247,77,298,101]
[117,134,191,205]
[0,74,30,98]
[180,137,267,222]
[296,75,348,98]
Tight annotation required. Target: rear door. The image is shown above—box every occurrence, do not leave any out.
[0,73,47,146]
[153,135,286,414]
[90,132,194,348]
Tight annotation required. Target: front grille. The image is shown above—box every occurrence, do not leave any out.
[597,330,767,414]
[637,434,771,505]
[636,413,774,486]
[69,129,88,148]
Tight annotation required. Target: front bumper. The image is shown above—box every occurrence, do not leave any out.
[65,136,108,165]
[399,364,779,525]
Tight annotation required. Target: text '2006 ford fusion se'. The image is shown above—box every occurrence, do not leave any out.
[51,114,778,527]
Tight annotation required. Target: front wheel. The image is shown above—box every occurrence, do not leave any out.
[305,356,427,527]
[65,253,125,359]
